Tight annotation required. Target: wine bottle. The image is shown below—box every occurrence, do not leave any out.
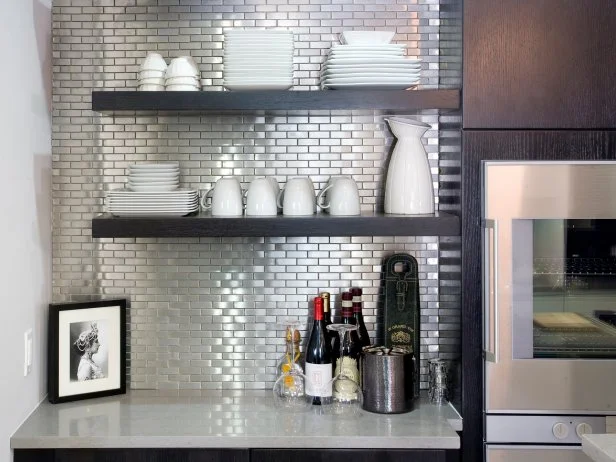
[305,296,333,405]
[351,287,371,348]
[333,292,362,372]
[321,291,334,343]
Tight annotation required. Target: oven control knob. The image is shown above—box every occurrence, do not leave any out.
[576,423,593,438]
[552,422,569,440]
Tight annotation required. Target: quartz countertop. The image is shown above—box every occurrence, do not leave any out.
[582,434,616,462]
[11,390,461,450]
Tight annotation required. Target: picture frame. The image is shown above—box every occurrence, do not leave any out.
[48,299,126,404]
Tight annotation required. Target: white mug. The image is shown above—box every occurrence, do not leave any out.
[245,178,278,216]
[201,177,243,216]
[277,177,315,216]
[317,176,360,216]
[266,177,281,211]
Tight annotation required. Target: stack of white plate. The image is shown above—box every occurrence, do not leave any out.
[127,163,180,192]
[223,29,294,91]
[106,189,199,217]
[320,44,421,90]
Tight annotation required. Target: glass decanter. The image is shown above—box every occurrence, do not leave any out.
[323,323,363,416]
[272,320,311,412]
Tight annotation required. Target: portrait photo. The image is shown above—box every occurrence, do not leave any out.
[48,299,126,404]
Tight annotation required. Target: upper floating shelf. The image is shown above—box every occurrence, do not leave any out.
[91,89,460,113]
[92,211,460,238]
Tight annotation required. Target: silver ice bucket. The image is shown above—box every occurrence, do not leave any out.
[360,347,415,414]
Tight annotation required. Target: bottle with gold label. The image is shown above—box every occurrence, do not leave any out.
[277,327,303,378]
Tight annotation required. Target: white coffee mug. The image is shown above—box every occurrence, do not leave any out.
[245,177,278,216]
[317,176,360,216]
[266,177,281,211]
[201,177,243,216]
[277,177,315,216]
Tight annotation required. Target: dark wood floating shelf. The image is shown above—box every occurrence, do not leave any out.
[92,211,460,238]
[91,89,460,113]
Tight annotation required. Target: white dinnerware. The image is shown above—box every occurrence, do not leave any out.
[277,177,315,216]
[138,84,165,91]
[341,30,395,45]
[223,29,294,91]
[317,176,360,216]
[201,177,244,216]
[244,178,278,216]
[140,52,168,72]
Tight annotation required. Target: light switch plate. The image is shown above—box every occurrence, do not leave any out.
[24,329,32,376]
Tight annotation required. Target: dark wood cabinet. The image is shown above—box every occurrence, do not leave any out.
[251,449,456,462]
[15,449,250,462]
[463,0,616,129]
[460,130,616,462]
[15,449,458,462]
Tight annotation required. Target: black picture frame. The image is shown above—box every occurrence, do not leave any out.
[48,299,127,404]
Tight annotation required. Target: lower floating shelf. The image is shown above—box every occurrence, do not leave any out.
[92,211,460,238]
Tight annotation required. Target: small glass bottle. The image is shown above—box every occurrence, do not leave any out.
[351,287,371,347]
[277,327,303,377]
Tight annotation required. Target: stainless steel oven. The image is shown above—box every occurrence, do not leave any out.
[482,162,616,460]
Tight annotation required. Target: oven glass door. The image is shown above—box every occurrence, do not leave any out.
[514,219,616,359]
[484,162,616,412]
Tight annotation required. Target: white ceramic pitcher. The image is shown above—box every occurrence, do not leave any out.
[384,117,434,215]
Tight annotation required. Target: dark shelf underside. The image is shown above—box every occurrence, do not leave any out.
[92,212,460,238]
[92,89,460,113]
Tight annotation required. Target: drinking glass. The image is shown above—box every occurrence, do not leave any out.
[272,320,311,412]
[323,323,363,416]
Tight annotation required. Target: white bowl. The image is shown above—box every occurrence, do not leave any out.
[166,56,199,79]
[139,69,166,79]
[165,76,200,85]
[341,30,395,45]
[140,52,167,72]
[128,178,179,184]
[138,84,165,91]
[166,84,200,91]
[139,77,165,85]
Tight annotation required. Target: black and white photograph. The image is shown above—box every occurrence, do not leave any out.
[70,320,108,382]
[48,299,126,404]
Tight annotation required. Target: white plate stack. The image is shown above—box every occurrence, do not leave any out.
[320,31,421,90]
[127,162,180,192]
[138,53,167,91]
[106,189,199,217]
[223,29,294,91]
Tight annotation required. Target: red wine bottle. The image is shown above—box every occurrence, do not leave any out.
[305,296,333,405]
[333,292,362,358]
[321,291,335,344]
[351,287,371,348]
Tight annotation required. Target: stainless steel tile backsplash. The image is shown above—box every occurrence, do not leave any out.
[52,0,460,390]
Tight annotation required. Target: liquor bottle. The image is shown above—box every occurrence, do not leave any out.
[321,291,334,343]
[351,287,371,348]
[276,327,303,378]
[305,296,333,405]
[333,292,362,378]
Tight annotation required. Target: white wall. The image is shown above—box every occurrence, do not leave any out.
[0,0,52,460]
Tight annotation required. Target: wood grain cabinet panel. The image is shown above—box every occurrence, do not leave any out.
[250,449,451,462]
[463,0,616,129]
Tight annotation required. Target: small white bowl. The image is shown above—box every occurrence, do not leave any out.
[166,56,199,79]
[341,30,395,45]
[140,52,167,72]
[165,76,200,85]
[138,84,165,91]
[165,84,200,91]
[139,69,166,79]
[139,77,165,85]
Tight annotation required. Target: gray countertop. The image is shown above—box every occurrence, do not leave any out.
[583,434,616,462]
[11,390,461,450]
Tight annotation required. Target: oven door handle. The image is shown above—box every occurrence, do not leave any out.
[483,218,498,363]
